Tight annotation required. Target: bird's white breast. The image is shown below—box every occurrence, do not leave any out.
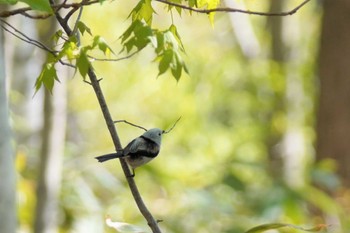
[126,156,154,168]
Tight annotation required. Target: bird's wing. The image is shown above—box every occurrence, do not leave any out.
[124,136,160,158]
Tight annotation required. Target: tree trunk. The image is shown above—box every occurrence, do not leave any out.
[34,19,67,233]
[316,0,350,187]
[0,15,17,233]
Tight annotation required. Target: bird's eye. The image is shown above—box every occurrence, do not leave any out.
[158,133,161,136]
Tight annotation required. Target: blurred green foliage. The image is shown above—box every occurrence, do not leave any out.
[12,0,348,233]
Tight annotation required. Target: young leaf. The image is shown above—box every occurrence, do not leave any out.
[207,0,219,25]
[58,39,79,62]
[120,20,153,52]
[76,51,90,79]
[92,36,114,55]
[169,24,185,51]
[128,0,155,25]
[76,21,92,36]
[52,29,64,44]
[171,54,182,81]
[188,0,198,7]
[34,62,59,94]
[19,0,53,13]
[158,49,173,76]
[155,32,164,54]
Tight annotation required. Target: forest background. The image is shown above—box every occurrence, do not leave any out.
[1,0,350,233]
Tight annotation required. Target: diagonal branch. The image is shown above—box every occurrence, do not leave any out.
[47,1,163,232]
[0,18,56,53]
[155,0,312,16]
[0,19,75,68]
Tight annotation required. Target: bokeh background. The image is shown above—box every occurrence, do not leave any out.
[2,0,350,232]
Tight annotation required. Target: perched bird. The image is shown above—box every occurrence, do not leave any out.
[95,128,164,176]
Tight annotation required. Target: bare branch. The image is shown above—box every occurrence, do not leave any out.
[114,120,148,132]
[0,18,76,69]
[1,0,311,19]
[155,0,311,16]
[58,59,76,68]
[163,117,181,134]
[88,50,140,62]
[0,18,56,53]
[0,0,100,19]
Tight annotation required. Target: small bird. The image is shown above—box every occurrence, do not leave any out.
[95,128,164,176]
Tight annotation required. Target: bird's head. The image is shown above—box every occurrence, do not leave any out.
[142,128,164,145]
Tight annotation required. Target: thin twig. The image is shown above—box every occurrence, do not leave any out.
[58,59,76,68]
[114,120,148,132]
[0,19,57,53]
[71,2,84,47]
[163,117,181,134]
[155,0,311,16]
[88,50,140,62]
[0,0,100,19]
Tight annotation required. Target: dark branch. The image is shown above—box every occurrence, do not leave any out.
[47,1,163,232]
[88,50,140,62]
[1,0,311,19]
[163,117,181,134]
[155,0,311,16]
[0,0,100,19]
[114,120,148,132]
[0,18,56,53]
[0,18,75,69]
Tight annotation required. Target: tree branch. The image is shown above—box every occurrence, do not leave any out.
[0,0,100,19]
[0,18,75,68]
[88,50,140,62]
[0,18,58,54]
[114,120,148,132]
[155,0,311,16]
[47,1,163,232]
[1,0,311,19]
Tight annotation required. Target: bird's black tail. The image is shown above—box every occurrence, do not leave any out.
[95,151,123,163]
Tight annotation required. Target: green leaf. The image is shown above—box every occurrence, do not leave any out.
[158,49,173,76]
[120,20,154,52]
[76,21,92,36]
[34,62,59,94]
[164,31,178,50]
[92,36,114,55]
[76,51,90,79]
[169,24,185,51]
[58,39,79,62]
[128,0,155,24]
[0,0,17,4]
[188,0,198,7]
[171,57,182,81]
[52,30,64,44]
[207,0,219,25]
[19,0,52,13]
[120,20,140,43]
[155,32,164,54]
[244,223,328,233]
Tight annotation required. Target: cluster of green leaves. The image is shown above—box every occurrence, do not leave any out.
[0,0,52,12]
[35,22,112,93]
[2,0,227,92]
[120,20,188,80]
[31,0,195,93]
[120,0,190,80]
